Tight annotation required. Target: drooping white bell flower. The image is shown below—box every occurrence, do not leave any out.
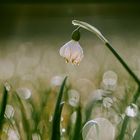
[59,40,84,65]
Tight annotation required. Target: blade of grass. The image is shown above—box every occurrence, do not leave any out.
[71,106,82,140]
[118,87,140,140]
[15,93,31,140]
[118,115,129,140]
[51,102,65,140]
[132,123,140,140]
[51,76,67,140]
[0,85,8,133]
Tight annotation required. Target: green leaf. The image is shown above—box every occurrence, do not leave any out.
[15,93,31,140]
[133,123,140,140]
[118,115,129,140]
[0,85,8,131]
[71,106,82,140]
[51,76,67,140]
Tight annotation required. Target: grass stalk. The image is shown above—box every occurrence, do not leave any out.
[51,76,67,140]
[0,85,9,137]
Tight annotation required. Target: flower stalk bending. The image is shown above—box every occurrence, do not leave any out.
[72,20,140,86]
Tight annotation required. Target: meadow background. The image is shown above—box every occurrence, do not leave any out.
[0,3,140,140]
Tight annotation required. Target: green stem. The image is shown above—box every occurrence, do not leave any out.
[0,85,9,139]
[71,106,82,140]
[118,116,129,140]
[105,42,140,86]
[0,86,8,131]
[72,20,140,86]
[51,77,67,140]
[132,86,140,103]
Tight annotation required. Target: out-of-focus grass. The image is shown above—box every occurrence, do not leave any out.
[0,16,140,139]
[0,37,139,139]
[0,69,139,140]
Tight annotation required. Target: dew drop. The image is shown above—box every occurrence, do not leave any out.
[4,82,11,92]
[32,133,41,140]
[68,89,80,107]
[5,104,15,119]
[82,118,115,140]
[102,70,118,91]
[71,111,77,124]
[7,129,20,140]
[51,75,64,86]
[125,103,138,117]
[16,87,32,99]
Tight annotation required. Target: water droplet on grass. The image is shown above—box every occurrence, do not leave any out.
[32,133,41,140]
[125,103,138,117]
[7,129,20,140]
[5,104,15,119]
[102,70,118,91]
[82,120,98,140]
[4,82,11,92]
[16,87,31,99]
[51,75,64,86]
[61,128,66,135]
[71,111,77,124]
[68,89,80,107]
[82,118,115,140]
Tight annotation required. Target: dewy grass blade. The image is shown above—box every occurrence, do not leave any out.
[118,115,129,140]
[0,85,8,134]
[71,106,82,140]
[51,76,67,140]
[15,93,31,140]
[52,102,65,140]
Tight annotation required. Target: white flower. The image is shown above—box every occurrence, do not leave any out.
[59,40,84,65]
[125,103,138,117]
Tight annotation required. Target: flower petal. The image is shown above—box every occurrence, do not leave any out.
[59,40,84,65]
